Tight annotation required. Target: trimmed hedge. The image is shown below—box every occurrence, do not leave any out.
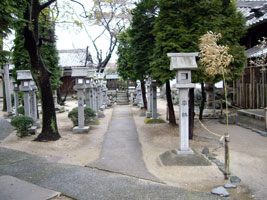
[68,106,96,127]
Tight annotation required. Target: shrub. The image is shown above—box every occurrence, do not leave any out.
[11,115,34,137]
[17,106,25,115]
[68,106,96,127]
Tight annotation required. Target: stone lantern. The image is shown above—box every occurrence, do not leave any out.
[98,73,105,110]
[167,52,198,155]
[71,67,89,133]
[85,69,96,110]
[17,70,33,117]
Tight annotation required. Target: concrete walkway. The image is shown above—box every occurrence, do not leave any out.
[88,105,159,182]
[0,147,226,200]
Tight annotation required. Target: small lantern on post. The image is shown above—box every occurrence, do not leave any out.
[71,67,89,133]
[17,70,33,118]
[167,52,198,155]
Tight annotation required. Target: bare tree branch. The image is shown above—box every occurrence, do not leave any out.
[40,0,56,11]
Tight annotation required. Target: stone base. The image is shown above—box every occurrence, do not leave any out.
[29,126,37,135]
[34,121,41,128]
[176,148,194,155]
[73,126,90,133]
[146,112,152,118]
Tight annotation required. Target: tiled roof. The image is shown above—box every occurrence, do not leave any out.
[58,49,94,68]
[106,74,120,79]
[237,0,267,27]
[246,45,267,57]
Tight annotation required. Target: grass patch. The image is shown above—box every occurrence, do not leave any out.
[144,118,165,124]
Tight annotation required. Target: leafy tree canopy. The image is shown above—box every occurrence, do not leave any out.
[151,0,247,84]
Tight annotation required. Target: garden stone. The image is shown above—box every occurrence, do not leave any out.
[230,176,241,184]
[202,146,209,155]
[211,186,229,197]
[224,183,237,189]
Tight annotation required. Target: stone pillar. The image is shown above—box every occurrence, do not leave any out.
[93,82,97,112]
[146,79,152,118]
[85,87,90,107]
[4,64,12,115]
[179,88,190,152]
[89,84,94,109]
[98,83,102,110]
[30,85,38,121]
[151,82,158,120]
[13,83,19,116]
[77,89,85,128]
[24,90,31,117]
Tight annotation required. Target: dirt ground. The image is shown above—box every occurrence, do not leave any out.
[0,100,112,166]
[1,98,266,200]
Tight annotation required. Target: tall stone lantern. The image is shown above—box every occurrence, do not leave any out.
[167,52,198,155]
[71,67,89,133]
[17,70,33,117]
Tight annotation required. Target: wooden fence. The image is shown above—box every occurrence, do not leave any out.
[233,66,267,109]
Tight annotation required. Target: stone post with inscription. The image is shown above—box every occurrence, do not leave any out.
[71,67,89,133]
[168,52,198,155]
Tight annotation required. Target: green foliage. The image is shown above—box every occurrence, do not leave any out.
[68,107,97,127]
[151,0,247,84]
[117,0,157,81]
[12,6,62,90]
[11,115,34,137]
[17,106,25,115]
[144,117,165,124]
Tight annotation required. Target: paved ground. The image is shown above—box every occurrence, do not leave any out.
[0,147,226,200]
[88,105,159,182]
[0,118,13,140]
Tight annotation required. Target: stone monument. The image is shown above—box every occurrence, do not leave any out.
[71,67,90,133]
[168,52,198,155]
[17,70,33,118]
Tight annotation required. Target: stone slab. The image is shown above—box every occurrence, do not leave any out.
[0,175,60,200]
[211,186,229,197]
[73,126,90,133]
[159,150,211,166]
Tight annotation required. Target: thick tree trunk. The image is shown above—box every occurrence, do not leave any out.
[141,81,147,109]
[23,0,60,141]
[166,80,176,125]
[199,82,206,120]
[189,88,194,139]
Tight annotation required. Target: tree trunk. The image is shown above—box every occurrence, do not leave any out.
[23,0,60,141]
[189,88,194,139]
[199,82,206,120]
[141,81,147,109]
[166,80,176,125]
